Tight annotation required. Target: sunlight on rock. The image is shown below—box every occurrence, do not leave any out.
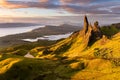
[70,62,81,69]
[24,53,34,58]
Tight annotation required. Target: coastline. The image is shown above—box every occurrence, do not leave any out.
[0,25,45,37]
[0,24,80,47]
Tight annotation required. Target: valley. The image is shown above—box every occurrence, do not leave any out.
[0,24,80,47]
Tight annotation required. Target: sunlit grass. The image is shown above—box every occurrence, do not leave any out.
[0,25,119,80]
[0,58,22,74]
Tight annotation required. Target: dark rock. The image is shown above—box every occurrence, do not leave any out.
[93,21,102,39]
[79,15,102,47]
[83,15,89,34]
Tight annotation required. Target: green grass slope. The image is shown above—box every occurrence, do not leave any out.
[33,32,120,80]
[0,54,85,80]
[101,24,120,37]
[0,16,120,80]
[0,32,119,80]
[31,19,120,79]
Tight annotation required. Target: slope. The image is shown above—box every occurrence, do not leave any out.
[0,15,120,80]
[35,15,102,58]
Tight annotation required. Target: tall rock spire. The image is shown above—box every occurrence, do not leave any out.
[83,15,89,33]
[81,15,102,47]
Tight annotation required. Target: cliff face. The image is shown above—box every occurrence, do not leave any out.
[79,15,102,47]
[83,15,89,34]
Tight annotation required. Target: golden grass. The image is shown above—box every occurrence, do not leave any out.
[0,58,22,74]
[0,32,119,80]
[69,62,81,69]
[86,59,112,70]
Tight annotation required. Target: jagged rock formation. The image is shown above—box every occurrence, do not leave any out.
[79,15,102,47]
[41,15,103,55]
[83,15,89,34]
[93,21,102,38]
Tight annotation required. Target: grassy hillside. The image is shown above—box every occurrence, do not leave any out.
[70,32,120,80]
[101,24,120,37]
[28,18,120,79]
[0,40,56,56]
[0,32,120,80]
[0,54,85,80]
[0,16,120,80]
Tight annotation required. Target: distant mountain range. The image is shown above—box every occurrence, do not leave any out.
[0,23,40,28]
[0,24,81,47]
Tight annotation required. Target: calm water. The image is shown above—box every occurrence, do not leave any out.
[22,32,73,42]
[0,25,73,41]
[0,25,45,37]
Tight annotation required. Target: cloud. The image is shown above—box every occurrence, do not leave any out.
[0,0,60,9]
[39,0,49,3]
[0,0,28,9]
[61,0,120,14]
[0,0,120,14]
[111,6,120,14]
[60,0,119,5]
[60,0,92,5]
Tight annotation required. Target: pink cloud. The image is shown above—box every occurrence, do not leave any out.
[0,0,27,9]
[39,0,49,3]
[0,0,119,14]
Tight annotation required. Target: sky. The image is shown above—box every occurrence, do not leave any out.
[0,0,120,25]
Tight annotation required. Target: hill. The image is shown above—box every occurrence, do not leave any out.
[0,24,80,47]
[0,16,120,80]
[101,23,120,37]
[0,23,39,28]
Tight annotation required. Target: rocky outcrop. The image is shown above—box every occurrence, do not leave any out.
[80,15,102,47]
[65,15,103,50]
[83,15,89,34]
[93,21,102,38]
[41,15,103,55]
[100,35,108,45]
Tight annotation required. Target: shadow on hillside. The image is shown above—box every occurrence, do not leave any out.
[0,57,85,80]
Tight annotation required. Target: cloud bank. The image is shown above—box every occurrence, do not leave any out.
[0,0,120,14]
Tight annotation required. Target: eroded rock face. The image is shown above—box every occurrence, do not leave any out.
[40,15,103,55]
[93,21,102,39]
[69,15,102,48]
[83,15,89,34]
[80,15,102,47]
